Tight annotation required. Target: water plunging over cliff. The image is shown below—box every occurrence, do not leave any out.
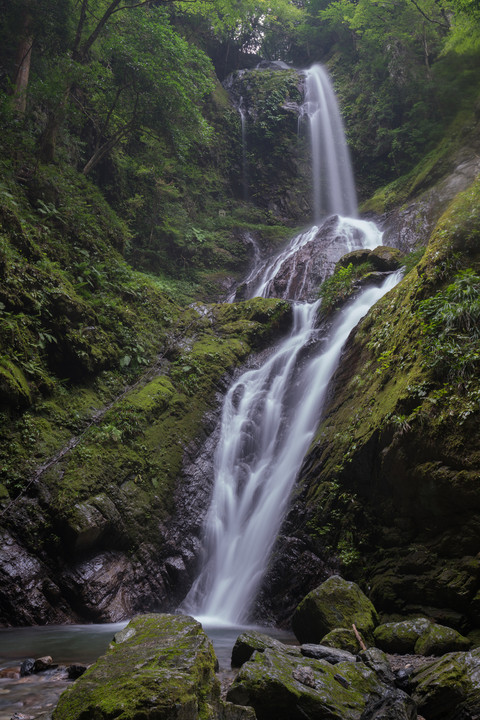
[183,268,400,624]
[182,64,400,625]
[304,65,358,221]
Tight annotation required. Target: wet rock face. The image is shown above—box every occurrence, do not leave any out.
[223,66,311,224]
[244,215,384,303]
[0,530,75,625]
[379,154,480,253]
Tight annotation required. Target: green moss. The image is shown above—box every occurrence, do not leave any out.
[2,294,291,557]
[0,357,31,406]
[292,576,379,644]
[126,376,175,413]
[53,614,220,720]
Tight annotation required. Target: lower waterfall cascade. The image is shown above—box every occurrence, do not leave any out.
[183,219,403,625]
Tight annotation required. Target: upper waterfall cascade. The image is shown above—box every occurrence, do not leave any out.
[304,64,358,221]
[182,65,401,625]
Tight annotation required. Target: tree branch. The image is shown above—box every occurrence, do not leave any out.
[408,0,450,29]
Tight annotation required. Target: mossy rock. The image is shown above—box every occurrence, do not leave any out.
[411,647,480,719]
[227,639,415,720]
[337,246,401,272]
[292,575,379,644]
[338,249,372,268]
[231,630,300,668]
[373,619,432,654]
[53,613,224,720]
[320,628,367,654]
[368,246,402,271]
[414,624,471,656]
[0,358,31,407]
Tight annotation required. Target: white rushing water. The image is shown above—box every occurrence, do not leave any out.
[252,216,382,300]
[182,63,401,625]
[304,64,357,221]
[239,103,249,201]
[184,264,401,624]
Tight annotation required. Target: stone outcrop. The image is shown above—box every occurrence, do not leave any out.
[227,631,416,720]
[339,246,402,272]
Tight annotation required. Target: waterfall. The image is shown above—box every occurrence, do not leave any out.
[182,63,400,625]
[184,267,402,624]
[303,65,358,221]
[251,216,382,301]
[239,103,249,201]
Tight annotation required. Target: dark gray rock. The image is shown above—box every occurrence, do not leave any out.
[66,664,87,680]
[20,658,35,677]
[358,647,396,686]
[301,643,356,664]
[231,630,301,668]
[33,656,55,673]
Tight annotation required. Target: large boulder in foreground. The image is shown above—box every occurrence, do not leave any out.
[292,575,379,644]
[52,613,253,720]
[227,633,415,720]
[411,647,480,719]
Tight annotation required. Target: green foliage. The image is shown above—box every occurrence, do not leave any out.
[417,269,480,384]
[401,247,426,274]
[319,262,374,312]
[280,0,480,195]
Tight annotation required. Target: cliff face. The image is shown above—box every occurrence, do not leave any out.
[261,161,480,630]
[224,65,311,224]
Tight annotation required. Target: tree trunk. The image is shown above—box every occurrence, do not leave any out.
[13,11,33,114]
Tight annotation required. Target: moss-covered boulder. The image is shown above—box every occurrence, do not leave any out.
[374,618,471,656]
[320,628,367,654]
[368,246,403,271]
[53,614,252,720]
[231,631,300,668]
[410,647,480,719]
[227,636,416,720]
[292,576,379,644]
[338,246,402,272]
[374,619,432,654]
[414,624,471,656]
